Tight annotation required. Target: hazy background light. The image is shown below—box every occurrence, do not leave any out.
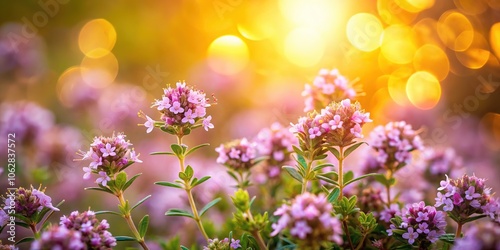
[78,19,117,59]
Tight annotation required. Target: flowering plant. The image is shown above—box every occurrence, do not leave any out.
[3,72,499,250]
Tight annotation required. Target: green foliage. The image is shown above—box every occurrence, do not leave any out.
[343,142,367,158]
[165,209,194,219]
[200,198,222,217]
[358,212,377,235]
[334,196,360,220]
[138,215,149,238]
[231,189,250,212]
[132,195,152,211]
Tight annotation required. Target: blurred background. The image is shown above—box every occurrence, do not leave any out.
[1,0,500,247]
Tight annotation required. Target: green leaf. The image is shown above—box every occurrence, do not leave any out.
[171,144,184,157]
[182,127,191,135]
[115,236,137,242]
[313,153,328,161]
[123,173,142,191]
[344,173,383,187]
[84,186,114,195]
[160,125,176,135]
[328,147,340,160]
[317,174,339,186]
[226,170,238,182]
[131,195,152,211]
[462,214,487,224]
[312,163,334,172]
[292,145,304,156]
[115,172,127,190]
[138,215,149,238]
[327,187,340,203]
[344,142,367,158]
[178,172,188,181]
[15,237,34,245]
[283,166,303,182]
[150,151,175,155]
[180,246,189,250]
[165,209,194,218]
[374,175,395,186]
[439,233,455,244]
[199,197,222,217]
[343,171,354,184]
[95,210,121,216]
[185,143,210,156]
[296,154,307,170]
[192,176,211,188]
[185,165,194,179]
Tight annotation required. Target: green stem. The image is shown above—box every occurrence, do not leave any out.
[117,192,149,250]
[385,170,393,205]
[30,222,39,239]
[354,234,367,250]
[301,159,313,194]
[338,146,344,200]
[342,220,354,250]
[177,136,209,242]
[455,222,463,238]
[246,210,268,250]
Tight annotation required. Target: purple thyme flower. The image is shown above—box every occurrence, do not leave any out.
[141,81,215,134]
[216,138,257,171]
[369,121,423,169]
[77,133,141,186]
[60,210,117,249]
[1,186,59,219]
[435,174,496,220]
[291,99,371,155]
[271,192,343,246]
[390,201,446,247]
[302,69,361,112]
[203,237,241,250]
[380,204,401,223]
[0,101,54,148]
[30,226,85,250]
[254,122,298,182]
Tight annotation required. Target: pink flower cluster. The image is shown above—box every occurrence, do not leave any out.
[419,147,464,177]
[0,101,54,146]
[31,225,86,250]
[388,201,446,246]
[216,138,257,171]
[302,69,359,112]
[291,99,372,148]
[60,210,117,249]
[379,204,401,223]
[144,81,214,133]
[369,121,423,167]
[2,187,59,219]
[435,174,497,218]
[78,133,141,186]
[255,122,297,179]
[271,193,343,245]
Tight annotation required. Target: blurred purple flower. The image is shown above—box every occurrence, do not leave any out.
[60,210,117,249]
[216,138,257,171]
[369,121,423,169]
[452,220,500,250]
[30,226,85,250]
[271,192,342,245]
[302,69,361,112]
